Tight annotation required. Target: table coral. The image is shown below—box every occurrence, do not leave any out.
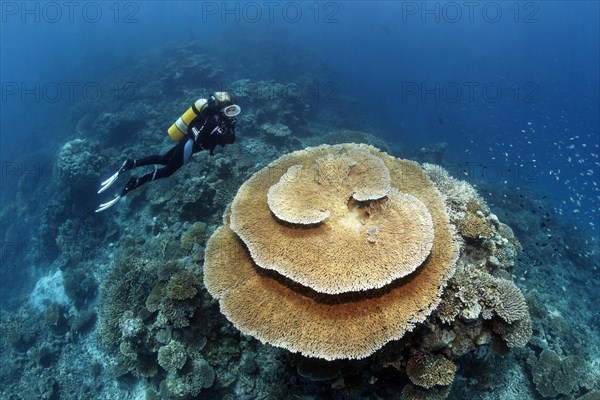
[204,144,458,360]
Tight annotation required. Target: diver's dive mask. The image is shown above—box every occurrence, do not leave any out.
[208,92,240,118]
[222,104,241,118]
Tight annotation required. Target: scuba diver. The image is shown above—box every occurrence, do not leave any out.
[95,92,241,212]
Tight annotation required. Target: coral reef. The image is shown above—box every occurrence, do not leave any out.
[436,267,530,328]
[527,349,597,398]
[1,41,597,400]
[3,93,566,400]
[95,232,217,398]
[199,143,537,399]
[422,163,483,223]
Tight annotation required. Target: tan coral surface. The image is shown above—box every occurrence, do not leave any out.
[230,144,443,294]
[204,144,459,360]
[204,224,452,360]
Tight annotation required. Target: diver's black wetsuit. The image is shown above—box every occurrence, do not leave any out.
[121,110,236,196]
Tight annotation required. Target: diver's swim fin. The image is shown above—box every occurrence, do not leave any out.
[95,196,121,212]
[98,171,120,193]
[98,160,133,194]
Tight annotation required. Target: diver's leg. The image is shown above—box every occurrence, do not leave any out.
[97,140,192,211]
[130,144,179,168]
[100,144,180,194]
[120,139,192,196]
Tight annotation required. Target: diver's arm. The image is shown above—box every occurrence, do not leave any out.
[222,119,236,145]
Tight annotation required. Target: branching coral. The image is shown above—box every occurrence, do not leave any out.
[119,310,143,339]
[457,212,496,239]
[98,245,205,379]
[180,222,206,250]
[146,283,166,313]
[492,315,532,348]
[492,279,529,323]
[401,384,452,400]
[160,358,215,399]
[527,349,596,398]
[406,352,457,389]
[436,266,531,335]
[158,340,187,373]
[97,252,159,351]
[422,163,481,222]
[165,270,198,301]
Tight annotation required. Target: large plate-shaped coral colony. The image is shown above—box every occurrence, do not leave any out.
[204,143,531,396]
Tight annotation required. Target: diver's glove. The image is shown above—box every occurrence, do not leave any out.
[210,125,224,137]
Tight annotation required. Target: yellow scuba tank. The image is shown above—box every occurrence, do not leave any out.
[167,98,207,141]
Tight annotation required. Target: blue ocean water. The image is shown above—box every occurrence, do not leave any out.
[1,2,598,399]
[2,2,597,230]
